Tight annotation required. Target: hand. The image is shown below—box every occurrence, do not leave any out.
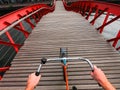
[25,73,41,90]
[91,65,116,90]
[91,65,108,85]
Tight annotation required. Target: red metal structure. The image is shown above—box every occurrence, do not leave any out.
[0,0,55,79]
[63,0,120,51]
[0,66,10,80]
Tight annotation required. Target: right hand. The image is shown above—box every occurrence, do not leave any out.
[90,65,108,85]
[25,73,41,90]
[90,65,116,90]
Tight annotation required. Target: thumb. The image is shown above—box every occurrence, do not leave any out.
[90,71,94,77]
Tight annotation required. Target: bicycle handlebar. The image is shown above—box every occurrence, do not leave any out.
[35,57,102,87]
[35,57,94,76]
[47,57,94,71]
[35,64,42,76]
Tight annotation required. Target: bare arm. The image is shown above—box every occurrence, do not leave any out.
[25,73,41,90]
[91,65,116,90]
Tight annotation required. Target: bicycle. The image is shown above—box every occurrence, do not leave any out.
[35,48,94,90]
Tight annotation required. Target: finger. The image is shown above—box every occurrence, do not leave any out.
[94,65,97,70]
[90,72,94,77]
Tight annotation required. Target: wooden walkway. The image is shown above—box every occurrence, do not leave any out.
[0,1,120,90]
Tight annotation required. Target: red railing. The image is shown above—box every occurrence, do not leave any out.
[0,2,55,51]
[0,0,55,79]
[63,0,120,51]
[0,66,10,80]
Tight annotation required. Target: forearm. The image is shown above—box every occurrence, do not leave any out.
[91,66,116,90]
[25,85,34,90]
[100,80,116,90]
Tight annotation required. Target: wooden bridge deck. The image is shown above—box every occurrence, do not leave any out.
[0,1,120,90]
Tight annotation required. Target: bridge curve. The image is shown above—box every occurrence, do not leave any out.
[0,1,120,90]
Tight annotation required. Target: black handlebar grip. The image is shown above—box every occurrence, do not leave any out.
[35,71,40,76]
[35,58,47,77]
[92,70,101,87]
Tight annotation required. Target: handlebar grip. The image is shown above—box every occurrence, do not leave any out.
[35,71,40,76]
[92,70,101,87]
[35,58,47,76]
[36,63,42,76]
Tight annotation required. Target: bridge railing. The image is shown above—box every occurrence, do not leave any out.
[63,0,120,52]
[0,0,55,80]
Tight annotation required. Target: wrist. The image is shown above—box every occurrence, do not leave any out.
[100,80,115,90]
[25,85,35,90]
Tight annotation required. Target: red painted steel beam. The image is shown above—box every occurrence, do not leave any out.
[107,36,120,42]
[3,20,21,52]
[116,47,120,50]
[92,1,120,16]
[107,30,120,42]
[0,66,10,80]
[76,1,120,16]
[14,26,30,38]
[91,7,99,25]
[0,66,10,72]
[0,40,23,48]
[5,32,19,52]
[64,0,120,16]
[97,15,120,31]
[19,22,30,37]
[31,14,38,24]
[86,7,92,20]
[63,0,120,22]
[0,4,48,30]
[107,30,120,49]
[62,0,71,11]
[90,8,108,24]
[25,18,35,29]
[4,21,30,38]
[112,30,120,48]
[99,12,110,33]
